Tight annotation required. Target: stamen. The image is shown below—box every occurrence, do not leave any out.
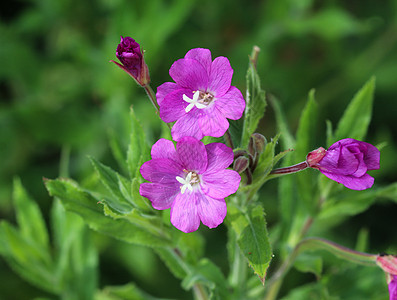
[175,171,200,194]
[182,91,207,112]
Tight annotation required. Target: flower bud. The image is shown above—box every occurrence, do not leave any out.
[233,156,249,174]
[306,147,326,169]
[249,133,267,156]
[110,36,150,86]
[377,254,397,276]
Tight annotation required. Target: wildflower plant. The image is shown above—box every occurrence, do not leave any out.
[1,37,396,300]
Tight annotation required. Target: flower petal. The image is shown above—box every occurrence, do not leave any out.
[205,142,234,173]
[171,112,203,141]
[389,275,397,300]
[185,48,212,75]
[176,136,208,172]
[156,82,180,105]
[319,145,359,175]
[160,88,192,123]
[200,169,241,199]
[215,86,246,120]
[140,158,182,184]
[362,142,380,170]
[208,56,233,97]
[139,182,178,210]
[198,105,229,137]
[170,192,200,233]
[151,138,178,161]
[169,58,209,91]
[197,193,226,229]
[320,171,374,190]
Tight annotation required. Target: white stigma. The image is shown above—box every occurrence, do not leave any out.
[182,91,207,113]
[176,172,194,194]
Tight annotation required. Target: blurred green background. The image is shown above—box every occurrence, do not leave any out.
[1,0,396,299]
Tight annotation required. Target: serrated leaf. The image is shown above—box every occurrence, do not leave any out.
[131,177,154,212]
[182,258,230,300]
[331,77,375,145]
[127,108,149,179]
[12,177,49,251]
[45,179,171,247]
[90,157,134,214]
[241,60,267,148]
[228,204,272,284]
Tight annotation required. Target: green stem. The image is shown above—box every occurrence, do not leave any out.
[167,247,209,300]
[265,237,377,300]
[143,84,160,113]
[270,161,308,175]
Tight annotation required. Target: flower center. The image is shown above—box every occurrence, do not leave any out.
[175,170,200,194]
[182,91,215,113]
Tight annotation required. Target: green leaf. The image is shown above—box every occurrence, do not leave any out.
[295,90,318,214]
[0,222,57,293]
[95,283,170,300]
[127,108,149,179]
[294,253,323,277]
[268,94,295,148]
[241,59,267,148]
[154,247,191,280]
[331,77,375,145]
[318,183,397,228]
[51,199,98,300]
[182,258,231,299]
[12,177,49,251]
[280,282,336,300]
[45,179,171,247]
[227,204,272,284]
[90,157,134,214]
[245,135,285,198]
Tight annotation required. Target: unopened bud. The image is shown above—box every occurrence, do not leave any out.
[233,156,249,174]
[110,36,150,87]
[306,147,326,169]
[249,133,267,156]
[377,254,397,276]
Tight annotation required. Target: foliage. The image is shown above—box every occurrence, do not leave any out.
[1,0,397,299]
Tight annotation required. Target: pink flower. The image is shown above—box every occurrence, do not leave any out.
[156,48,245,141]
[139,137,241,233]
[389,275,397,300]
[110,36,150,86]
[308,138,380,190]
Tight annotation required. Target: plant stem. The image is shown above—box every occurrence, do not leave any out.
[264,237,377,300]
[143,84,160,113]
[270,161,308,175]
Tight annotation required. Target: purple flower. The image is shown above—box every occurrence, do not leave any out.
[389,275,397,300]
[139,137,241,233]
[156,48,245,141]
[110,36,150,86]
[308,138,380,190]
